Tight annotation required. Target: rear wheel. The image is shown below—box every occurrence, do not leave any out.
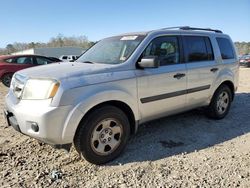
[74,105,130,164]
[206,85,232,119]
[2,73,13,87]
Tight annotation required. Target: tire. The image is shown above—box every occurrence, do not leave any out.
[74,105,130,165]
[2,73,13,87]
[206,85,232,119]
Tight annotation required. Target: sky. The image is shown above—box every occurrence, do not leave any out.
[0,0,249,48]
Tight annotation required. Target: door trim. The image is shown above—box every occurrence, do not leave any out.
[140,85,210,103]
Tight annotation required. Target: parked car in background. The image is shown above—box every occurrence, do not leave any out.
[59,55,79,62]
[239,55,250,67]
[0,55,58,87]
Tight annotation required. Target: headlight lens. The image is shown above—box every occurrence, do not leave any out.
[22,79,60,100]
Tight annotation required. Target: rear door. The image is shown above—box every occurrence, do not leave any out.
[183,35,218,108]
[136,36,187,122]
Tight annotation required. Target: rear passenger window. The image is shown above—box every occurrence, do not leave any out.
[16,57,33,64]
[216,37,235,59]
[184,36,214,62]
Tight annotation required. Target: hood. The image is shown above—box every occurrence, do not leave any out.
[17,62,114,80]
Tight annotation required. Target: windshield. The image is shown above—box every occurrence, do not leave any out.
[77,35,145,64]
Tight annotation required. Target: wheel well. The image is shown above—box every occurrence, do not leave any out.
[79,101,136,135]
[219,81,235,100]
[0,72,13,80]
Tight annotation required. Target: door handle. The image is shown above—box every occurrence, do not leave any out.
[173,73,186,79]
[210,68,218,72]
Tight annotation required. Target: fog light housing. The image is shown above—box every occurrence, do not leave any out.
[31,123,39,132]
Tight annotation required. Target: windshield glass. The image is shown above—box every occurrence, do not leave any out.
[77,35,145,64]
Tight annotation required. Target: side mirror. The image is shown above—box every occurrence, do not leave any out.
[138,56,159,68]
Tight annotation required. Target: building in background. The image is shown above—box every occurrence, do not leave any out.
[11,47,85,58]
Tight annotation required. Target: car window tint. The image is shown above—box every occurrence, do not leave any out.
[16,57,33,64]
[5,58,14,63]
[216,37,235,59]
[36,57,52,65]
[184,36,213,62]
[143,36,180,66]
[62,56,67,59]
[204,37,214,60]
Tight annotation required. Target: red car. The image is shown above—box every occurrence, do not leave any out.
[0,55,60,87]
[239,55,250,67]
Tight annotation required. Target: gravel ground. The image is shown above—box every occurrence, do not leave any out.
[0,67,250,187]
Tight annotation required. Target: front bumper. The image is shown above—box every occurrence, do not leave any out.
[240,61,250,67]
[4,92,74,145]
[3,109,21,132]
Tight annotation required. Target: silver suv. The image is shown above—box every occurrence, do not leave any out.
[4,27,239,164]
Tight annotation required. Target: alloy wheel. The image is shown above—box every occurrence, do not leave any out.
[91,118,123,156]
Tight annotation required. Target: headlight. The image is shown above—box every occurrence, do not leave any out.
[22,79,60,100]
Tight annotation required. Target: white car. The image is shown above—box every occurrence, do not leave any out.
[4,26,239,164]
[59,55,78,62]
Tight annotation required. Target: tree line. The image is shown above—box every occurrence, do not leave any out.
[0,34,95,55]
[234,42,250,56]
[0,35,249,56]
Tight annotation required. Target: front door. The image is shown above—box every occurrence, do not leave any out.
[136,36,187,122]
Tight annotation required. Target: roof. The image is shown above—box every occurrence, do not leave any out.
[116,26,225,38]
[0,54,47,60]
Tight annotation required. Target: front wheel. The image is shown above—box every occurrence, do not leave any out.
[74,105,130,164]
[206,85,232,119]
[2,73,13,87]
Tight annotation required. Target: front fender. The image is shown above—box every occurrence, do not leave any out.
[61,89,139,143]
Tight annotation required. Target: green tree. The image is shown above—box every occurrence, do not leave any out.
[6,44,16,54]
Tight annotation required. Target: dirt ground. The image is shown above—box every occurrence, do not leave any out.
[0,67,250,188]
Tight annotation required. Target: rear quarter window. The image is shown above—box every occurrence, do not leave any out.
[216,37,235,59]
[4,58,15,63]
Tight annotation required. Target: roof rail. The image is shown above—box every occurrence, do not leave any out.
[180,26,223,33]
[161,26,223,33]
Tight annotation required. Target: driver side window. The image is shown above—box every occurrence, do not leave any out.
[143,36,180,66]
